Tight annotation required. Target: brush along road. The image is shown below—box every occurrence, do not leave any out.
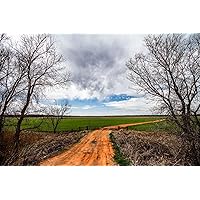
[40,119,164,166]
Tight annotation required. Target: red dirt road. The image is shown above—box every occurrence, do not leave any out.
[40,119,164,166]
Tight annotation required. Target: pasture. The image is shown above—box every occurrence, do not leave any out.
[5,116,164,133]
[129,120,174,133]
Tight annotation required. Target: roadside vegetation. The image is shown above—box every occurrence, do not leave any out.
[110,119,186,166]
[110,133,131,166]
[3,130,88,165]
[110,128,184,166]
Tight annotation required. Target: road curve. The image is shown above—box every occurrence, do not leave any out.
[40,119,164,166]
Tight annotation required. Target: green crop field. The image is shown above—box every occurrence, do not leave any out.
[128,120,175,132]
[5,116,164,133]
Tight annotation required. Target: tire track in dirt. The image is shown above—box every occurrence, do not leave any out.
[40,119,164,166]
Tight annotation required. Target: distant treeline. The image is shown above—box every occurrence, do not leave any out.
[4,114,199,118]
[4,114,167,118]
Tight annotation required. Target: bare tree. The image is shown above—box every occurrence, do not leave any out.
[0,34,27,148]
[0,34,10,136]
[126,34,200,165]
[45,99,71,133]
[12,34,70,152]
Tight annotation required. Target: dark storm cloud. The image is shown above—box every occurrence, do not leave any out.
[55,34,145,98]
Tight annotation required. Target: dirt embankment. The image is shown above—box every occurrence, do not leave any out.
[40,119,164,166]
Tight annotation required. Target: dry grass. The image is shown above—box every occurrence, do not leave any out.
[111,130,184,165]
[1,130,89,166]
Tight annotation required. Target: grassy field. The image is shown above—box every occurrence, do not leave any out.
[5,116,164,132]
[128,120,175,133]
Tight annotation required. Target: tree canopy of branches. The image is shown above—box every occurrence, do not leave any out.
[126,34,200,165]
[12,34,70,151]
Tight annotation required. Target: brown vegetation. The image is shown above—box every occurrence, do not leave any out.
[1,130,88,165]
[111,129,186,165]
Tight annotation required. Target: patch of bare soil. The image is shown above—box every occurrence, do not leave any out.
[3,130,89,166]
[111,130,183,165]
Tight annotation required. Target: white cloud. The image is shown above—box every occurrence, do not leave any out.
[44,83,102,100]
[68,84,102,100]
[44,87,68,100]
[104,97,152,111]
[71,106,79,109]
[82,105,96,110]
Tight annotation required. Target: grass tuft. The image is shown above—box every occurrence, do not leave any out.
[109,133,131,166]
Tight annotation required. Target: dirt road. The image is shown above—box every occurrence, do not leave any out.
[40,119,164,166]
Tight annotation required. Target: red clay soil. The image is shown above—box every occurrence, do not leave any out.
[40,119,164,166]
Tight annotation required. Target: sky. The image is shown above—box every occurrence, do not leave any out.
[44,34,154,116]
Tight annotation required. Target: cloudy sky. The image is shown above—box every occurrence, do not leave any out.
[45,34,154,116]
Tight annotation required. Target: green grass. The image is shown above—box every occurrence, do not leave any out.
[128,120,175,133]
[5,116,163,132]
[109,133,131,166]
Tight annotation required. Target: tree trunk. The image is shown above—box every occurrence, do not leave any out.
[0,118,4,147]
[53,127,56,134]
[14,96,31,153]
[0,107,7,140]
[14,86,32,153]
[181,136,200,165]
[0,116,5,164]
[53,121,58,134]
[14,117,24,154]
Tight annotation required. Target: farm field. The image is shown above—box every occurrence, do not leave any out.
[5,116,164,132]
[129,120,174,133]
